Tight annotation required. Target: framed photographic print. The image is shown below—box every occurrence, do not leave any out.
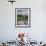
[15,8,31,27]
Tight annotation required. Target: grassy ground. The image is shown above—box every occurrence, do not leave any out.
[17,15,28,22]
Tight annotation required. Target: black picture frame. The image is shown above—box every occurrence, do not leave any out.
[15,8,31,28]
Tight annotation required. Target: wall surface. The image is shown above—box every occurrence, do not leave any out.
[0,0,46,42]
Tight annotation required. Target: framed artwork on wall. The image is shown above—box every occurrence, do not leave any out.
[15,8,31,28]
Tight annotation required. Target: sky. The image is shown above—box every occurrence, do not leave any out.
[17,9,28,15]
